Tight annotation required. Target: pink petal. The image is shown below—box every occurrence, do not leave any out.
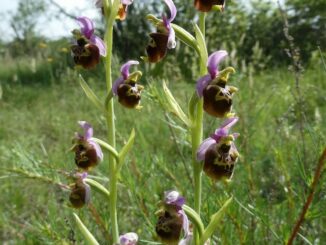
[207,50,228,79]
[89,140,103,161]
[196,138,216,161]
[196,74,211,97]
[78,121,93,139]
[164,0,177,23]
[220,117,239,130]
[112,77,124,95]
[90,35,106,57]
[120,60,139,80]
[76,16,94,39]
[121,0,134,5]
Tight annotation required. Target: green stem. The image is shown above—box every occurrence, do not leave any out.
[104,4,119,244]
[192,12,206,245]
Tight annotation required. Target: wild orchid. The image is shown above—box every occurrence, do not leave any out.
[145,0,177,62]
[194,0,226,12]
[72,121,103,170]
[119,232,138,245]
[197,117,239,180]
[71,16,106,69]
[155,191,190,244]
[69,172,91,209]
[196,50,237,118]
[112,60,144,109]
[95,0,134,20]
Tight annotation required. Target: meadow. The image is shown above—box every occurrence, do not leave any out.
[0,51,325,244]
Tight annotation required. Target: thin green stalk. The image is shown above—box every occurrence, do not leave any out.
[192,12,206,245]
[104,2,119,243]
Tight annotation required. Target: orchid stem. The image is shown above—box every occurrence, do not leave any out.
[192,12,206,245]
[104,4,119,244]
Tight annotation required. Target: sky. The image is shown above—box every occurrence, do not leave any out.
[0,0,99,41]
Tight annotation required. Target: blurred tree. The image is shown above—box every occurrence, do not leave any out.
[8,0,46,56]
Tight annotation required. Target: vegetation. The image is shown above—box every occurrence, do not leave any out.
[0,0,325,244]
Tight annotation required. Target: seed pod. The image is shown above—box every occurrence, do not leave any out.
[69,179,90,209]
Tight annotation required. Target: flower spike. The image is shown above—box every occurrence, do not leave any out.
[112,60,144,109]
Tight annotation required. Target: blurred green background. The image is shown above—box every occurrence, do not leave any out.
[0,0,325,244]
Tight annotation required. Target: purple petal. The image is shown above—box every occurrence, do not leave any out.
[121,0,134,5]
[84,183,91,205]
[232,133,240,139]
[167,25,176,49]
[120,60,139,80]
[211,128,228,142]
[78,121,93,139]
[90,35,106,57]
[196,74,211,97]
[207,50,228,79]
[164,191,185,207]
[179,210,189,239]
[220,117,239,130]
[119,232,138,245]
[88,140,103,161]
[196,138,216,161]
[164,0,177,23]
[112,77,124,95]
[76,17,94,39]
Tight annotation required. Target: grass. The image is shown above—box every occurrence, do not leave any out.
[0,56,325,244]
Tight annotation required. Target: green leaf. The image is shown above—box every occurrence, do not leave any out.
[183,205,205,237]
[117,129,136,172]
[79,75,105,112]
[85,178,110,199]
[200,197,233,245]
[73,213,100,245]
[162,80,191,127]
[193,23,208,66]
[91,137,119,161]
[188,91,199,123]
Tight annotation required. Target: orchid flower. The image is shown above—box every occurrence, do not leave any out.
[196,50,237,118]
[146,0,177,63]
[156,191,190,244]
[194,0,226,12]
[76,17,106,57]
[112,60,144,109]
[95,0,134,20]
[197,117,240,180]
[73,121,103,170]
[69,172,91,209]
[71,17,106,69]
[119,232,138,245]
